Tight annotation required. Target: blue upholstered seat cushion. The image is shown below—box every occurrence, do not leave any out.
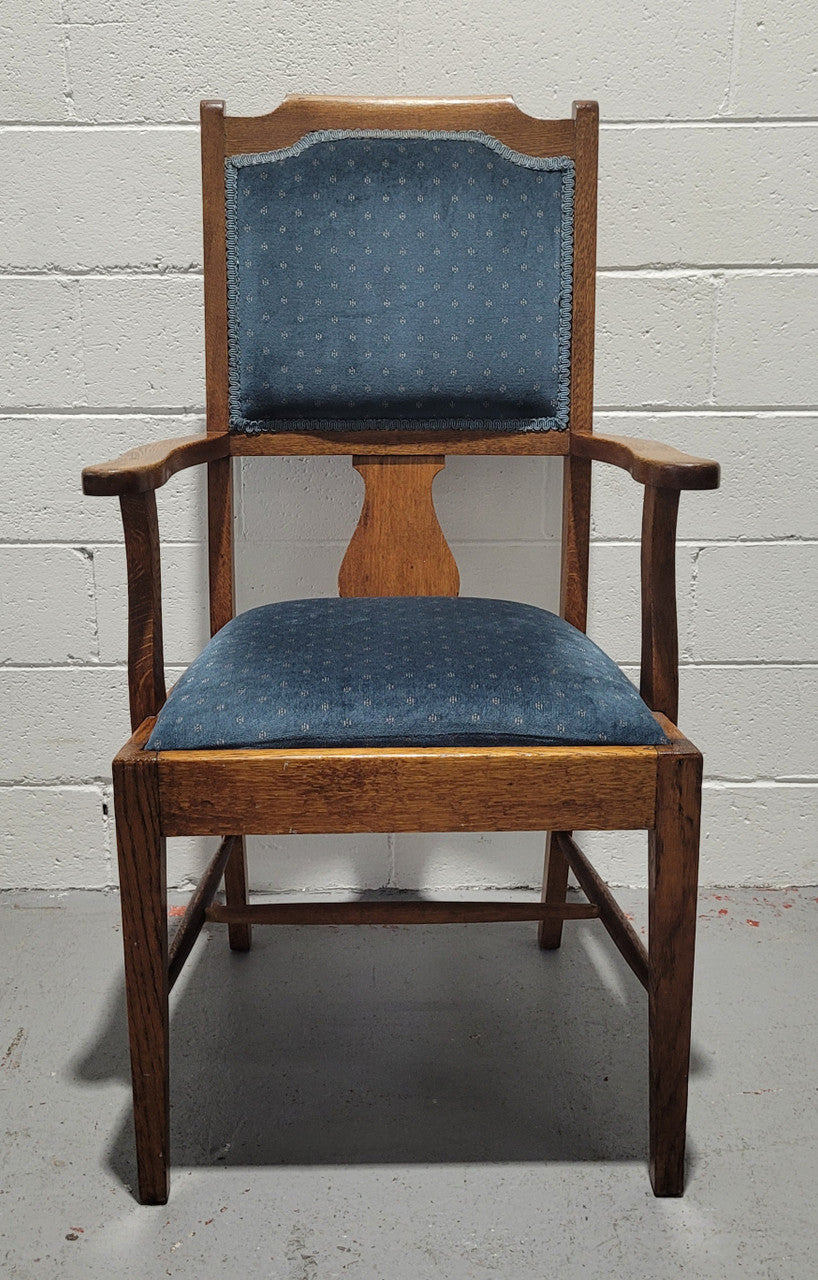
[146,597,665,751]
[225,131,574,434]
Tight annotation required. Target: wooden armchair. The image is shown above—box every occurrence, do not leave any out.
[82,95,719,1204]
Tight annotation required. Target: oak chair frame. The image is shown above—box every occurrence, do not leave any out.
[82,95,719,1204]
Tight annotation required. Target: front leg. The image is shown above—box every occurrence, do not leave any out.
[114,738,170,1204]
[648,739,702,1195]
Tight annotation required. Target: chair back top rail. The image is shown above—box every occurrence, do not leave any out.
[222,95,578,159]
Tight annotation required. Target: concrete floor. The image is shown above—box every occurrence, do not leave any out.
[1,887,817,1279]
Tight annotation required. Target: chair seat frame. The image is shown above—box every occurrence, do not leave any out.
[83,95,719,1204]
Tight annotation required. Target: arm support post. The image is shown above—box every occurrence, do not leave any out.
[120,492,166,730]
[640,485,680,723]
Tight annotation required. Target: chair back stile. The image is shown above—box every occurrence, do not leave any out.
[200,95,598,624]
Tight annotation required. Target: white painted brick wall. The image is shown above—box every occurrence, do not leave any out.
[1,2,816,893]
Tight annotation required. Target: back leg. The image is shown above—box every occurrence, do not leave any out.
[538,831,571,949]
[223,834,252,951]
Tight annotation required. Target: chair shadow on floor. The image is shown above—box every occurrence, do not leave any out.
[73,902,707,1193]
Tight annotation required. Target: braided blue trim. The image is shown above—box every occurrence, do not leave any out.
[229,127,575,174]
[227,414,555,434]
[225,129,575,435]
[555,161,575,430]
[224,156,243,435]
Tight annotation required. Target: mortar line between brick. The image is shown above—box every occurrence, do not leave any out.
[602,117,818,127]
[6,407,818,422]
[596,408,818,418]
[708,273,725,404]
[6,266,818,280]
[687,544,702,662]
[1,269,205,279]
[3,537,817,549]
[100,780,114,884]
[600,267,818,278]
[86,546,100,662]
[596,404,818,413]
[6,659,818,672]
[57,1,76,122]
[5,404,818,418]
[592,538,818,548]
[720,0,744,116]
[0,406,208,416]
[3,660,817,671]
[2,538,817,549]
[72,278,91,411]
[396,0,406,92]
[2,118,818,130]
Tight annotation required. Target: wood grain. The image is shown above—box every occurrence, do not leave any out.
[223,835,252,951]
[559,454,592,632]
[158,743,658,835]
[167,834,239,990]
[206,900,599,926]
[120,493,166,730]
[338,455,459,597]
[82,433,229,496]
[640,485,681,723]
[648,734,702,1196]
[202,100,237,647]
[568,101,598,439]
[112,735,169,1205]
[207,454,235,635]
[224,95,576,158]
[201,100,230,436]
[555,831,649,989]
[573,432,720,490]
[537,830,572,949]
[230,428,570,458]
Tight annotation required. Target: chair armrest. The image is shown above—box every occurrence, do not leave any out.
[572,432,720,490]
[82,433,230,496]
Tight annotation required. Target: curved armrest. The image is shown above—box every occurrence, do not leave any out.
[572,432,720,490]
[82,433,230,496]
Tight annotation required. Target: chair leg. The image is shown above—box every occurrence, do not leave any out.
[114,751,170,1205]
[223,834,252,951]
[648,746,702,1196]
[538,830,571,949]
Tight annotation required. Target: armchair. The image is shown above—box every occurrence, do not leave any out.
[83,95,719,1203]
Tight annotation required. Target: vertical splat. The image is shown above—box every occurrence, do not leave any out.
[338,455,459,597]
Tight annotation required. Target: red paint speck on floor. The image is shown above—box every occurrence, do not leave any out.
[718,908,728,916]
[746,919,760,927]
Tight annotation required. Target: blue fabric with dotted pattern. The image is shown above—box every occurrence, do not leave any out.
[225,131,574,434]
[146,597,665,751]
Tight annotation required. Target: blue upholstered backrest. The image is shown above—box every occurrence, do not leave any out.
[225,131,574,434]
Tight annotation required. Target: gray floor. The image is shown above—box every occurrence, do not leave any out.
[1,887,817,1279]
